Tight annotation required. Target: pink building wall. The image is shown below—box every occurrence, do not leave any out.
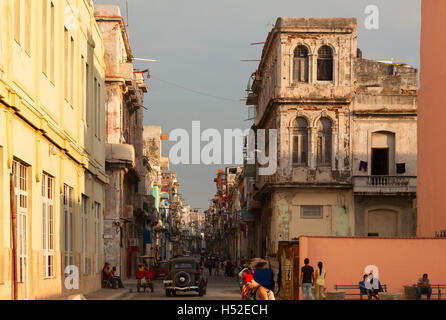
[418,0,446,236]
[299,236,446,298]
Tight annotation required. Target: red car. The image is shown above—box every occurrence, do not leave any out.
[153,261,169,279]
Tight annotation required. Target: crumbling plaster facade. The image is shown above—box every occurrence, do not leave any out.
[250,18,418,256]
[95,5,150,279]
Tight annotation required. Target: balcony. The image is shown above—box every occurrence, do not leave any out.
[106,143,135,167]
[353,176,416,195]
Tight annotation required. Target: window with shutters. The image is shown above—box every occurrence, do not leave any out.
[13,160,28,283]
[42,173,54,278]
[293,45,309,83]
[94,202,101,273]
[317,45,333,81]
[291,117,308,165]
[82,195,89,275]
[301,206,323,219]
[316,117,332,166]
[63,185,74,270]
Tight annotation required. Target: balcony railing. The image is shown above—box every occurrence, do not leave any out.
[353,175,416,194]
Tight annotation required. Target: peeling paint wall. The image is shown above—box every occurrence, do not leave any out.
[251,17,418,256]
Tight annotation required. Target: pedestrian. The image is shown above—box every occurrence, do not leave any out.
[111,266,124,288]
[245,275,269,300]
[365,270,380,300]
[416,273,432,300]
[207,259,213,276]
[358,274,369,299]
[215,260,220,276]
[102,262,117,289]
[241,273,253,300]
[314,261,326,300]
[299,258,315,300]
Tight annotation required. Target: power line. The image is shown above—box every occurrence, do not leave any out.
[149,76,240,103]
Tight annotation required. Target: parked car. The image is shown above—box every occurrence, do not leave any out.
[153,261,169,279]
[163,257,208,297]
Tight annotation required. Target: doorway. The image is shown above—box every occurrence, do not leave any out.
[367,209,398,237]
[371,148,389,175]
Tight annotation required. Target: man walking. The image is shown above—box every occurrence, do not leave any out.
[300,258,315,300]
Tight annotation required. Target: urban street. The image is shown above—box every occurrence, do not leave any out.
[121,276,240,301]
[1,0,446,303]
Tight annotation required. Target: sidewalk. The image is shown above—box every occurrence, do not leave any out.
[84,287,130,300]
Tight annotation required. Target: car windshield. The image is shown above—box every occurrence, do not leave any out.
[174,262,194,269]
[158,262,168,269]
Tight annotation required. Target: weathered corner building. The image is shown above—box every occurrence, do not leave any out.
[247,18,418,257]
[95,5,150,280]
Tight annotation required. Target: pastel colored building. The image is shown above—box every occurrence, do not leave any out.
[0,0,107,299]
[418,0,446,237]
[298,236,446,299]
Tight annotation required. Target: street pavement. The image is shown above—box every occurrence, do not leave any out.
[119,274,241,300]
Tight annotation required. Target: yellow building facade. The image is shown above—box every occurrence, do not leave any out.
[0,0,108,299]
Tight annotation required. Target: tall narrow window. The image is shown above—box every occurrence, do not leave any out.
[70,37,74,105]
[82,195,89,275]
[293,45,309,83]
[14,0,20,44]
[94,202,101,273]
[291,117,308,165]
[13,160,28,283]
[24,0,31,55]
[317,46,333,81]
[316,117,332,166]
[64,28,68,101]
[94,77,98,137]
[97,83,101,140]
[81,56,85,121]
[49,2,55,82]
[85,63,90,125]
[42,173,54,278]
[63,185,74,270]
[42,0,47,75]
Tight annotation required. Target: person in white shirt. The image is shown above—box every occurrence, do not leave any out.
[365,271,380,300]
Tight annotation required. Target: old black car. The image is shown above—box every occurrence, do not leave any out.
[163,257,207,297]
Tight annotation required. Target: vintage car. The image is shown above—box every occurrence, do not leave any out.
[163,257,207,297]
[153,260,169,279]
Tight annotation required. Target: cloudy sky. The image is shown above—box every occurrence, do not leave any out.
[93,0,421,211]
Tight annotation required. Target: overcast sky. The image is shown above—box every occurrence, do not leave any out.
[93,0,421,211]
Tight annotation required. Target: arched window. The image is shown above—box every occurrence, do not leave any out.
[317,46,333,81]
[293,45,309,83]
[292,117,308,165]
[316,117,332,166]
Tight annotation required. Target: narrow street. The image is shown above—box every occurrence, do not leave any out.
[120,275,241,300]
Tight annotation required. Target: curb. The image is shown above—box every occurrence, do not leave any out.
[85,288,131,300]
[106,289,131,300]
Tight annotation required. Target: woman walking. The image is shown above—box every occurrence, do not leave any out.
[315,261,326,300]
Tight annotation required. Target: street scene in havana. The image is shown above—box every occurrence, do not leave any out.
[1,0,446,309]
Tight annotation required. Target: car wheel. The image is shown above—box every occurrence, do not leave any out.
[198,287,205,297]
[165,290,171,297]
[172,290,177,297]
